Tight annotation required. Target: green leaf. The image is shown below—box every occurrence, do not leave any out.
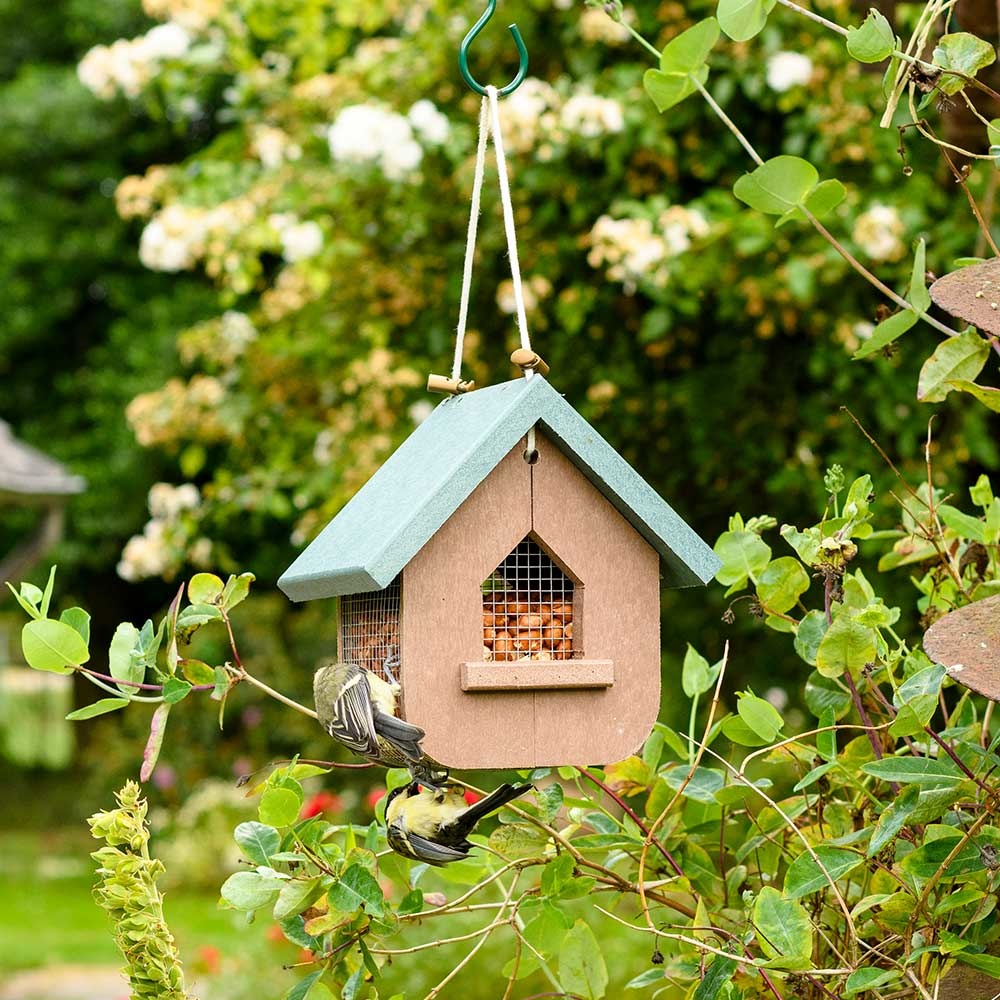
[901,834,990,880]
[259,786,303,828]
[815,616,877,680]
[867,784,919,857]
[894,662,946,709]
[784,846,863,898]
[327,864,385,917]
[188,572,224,604]
[559,920,608,1000]
[692,953,738,999]
[800,179,846,223]
[853,310,918,359]
[22,618,89,674]
[722,715,772,746]
[861,756,963,786]
[947,379,1000,412]
[643,19,719,113]
[222,572,255,611]
[734,156,817,217]
[817,707,837,761]
[625,968,665,989]
[38,565,56,618]
[917,330,990,402]
[752,887,812,965]
[541,853,575,898]
[66,697,129,721]
[933,32,997,96]
[221,870,284,911]
[938,504,987,541]
[397,889,424,915]
[108,622,143,692]
[282,972,324,1000]
[717,0,776,41]
[795,612,829,668]
[140,703,170,782]
[274,876,327,921]
[59,607,91,646]
[235,821,280,866]
[661,17,720,73]
[714,528,771,588]
[757,557,810,613]
[682,644,712,697]
[845,968,901,996]
[162,677,192,704]
[737,692,783,741]
[957,954,1000,978]
[908,239,931,314]
[846,9,895,62]
[5,581,41,620]
[181,658,216,685]
[971,474,995,508]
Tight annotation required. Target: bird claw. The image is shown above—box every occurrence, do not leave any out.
[382,647,401,686]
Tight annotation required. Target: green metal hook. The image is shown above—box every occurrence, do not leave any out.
[458,0,529,98]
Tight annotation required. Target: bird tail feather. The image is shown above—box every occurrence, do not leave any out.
[374,711,426,762]
[456,783,532,836]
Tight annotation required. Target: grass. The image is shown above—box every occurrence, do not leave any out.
[0,829,262,972]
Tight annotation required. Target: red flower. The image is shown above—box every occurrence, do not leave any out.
[300,790,342,819]
[197,945,222,974]
[366,787,387,810]
[464,790,481,805]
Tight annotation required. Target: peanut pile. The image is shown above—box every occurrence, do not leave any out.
[346,610,399,678]
[482,593,574,661]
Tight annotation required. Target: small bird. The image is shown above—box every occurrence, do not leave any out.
[313,649,447,785]
[385,781,532,865]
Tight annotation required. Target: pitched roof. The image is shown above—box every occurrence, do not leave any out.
[0,421,86,500]
[279,376,720,600]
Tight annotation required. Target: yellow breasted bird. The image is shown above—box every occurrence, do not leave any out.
[313,649,447,785]
[385,781,532,865]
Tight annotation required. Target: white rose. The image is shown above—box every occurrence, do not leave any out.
[141,21,191,60]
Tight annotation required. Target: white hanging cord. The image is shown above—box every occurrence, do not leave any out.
[451,85,534,384]
[485,85,532,375]
[451,97,491,382]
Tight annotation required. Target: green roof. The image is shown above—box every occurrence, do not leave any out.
[278,376,720,600]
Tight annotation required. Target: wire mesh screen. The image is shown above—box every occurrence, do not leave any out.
[340,575,401,684]
[482,538,575,662]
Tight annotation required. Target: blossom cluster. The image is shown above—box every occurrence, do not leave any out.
[327,99,450,180]
[77,22,193,100]
[588,206,710,292]
[118,482,205,581]
[852,204,906,262]
[498,78,625,155]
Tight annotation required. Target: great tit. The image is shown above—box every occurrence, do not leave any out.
[384,780,532,865]
[313,650,446,784]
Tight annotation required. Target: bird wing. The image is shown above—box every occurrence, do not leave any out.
[398,830,471,866]
[372,710,426,763]
[324,665,379,756]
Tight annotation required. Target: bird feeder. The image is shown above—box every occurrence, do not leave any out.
[280,376,718,769]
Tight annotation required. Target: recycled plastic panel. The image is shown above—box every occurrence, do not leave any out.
[402,431,660,769]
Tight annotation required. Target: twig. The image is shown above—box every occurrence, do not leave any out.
[576,767,683,876]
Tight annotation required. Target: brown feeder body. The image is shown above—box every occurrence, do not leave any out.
[278,376,719,770]
[401,433,660,768]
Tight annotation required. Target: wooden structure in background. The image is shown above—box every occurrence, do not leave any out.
[0,420,85,587]
[279,376,719,768]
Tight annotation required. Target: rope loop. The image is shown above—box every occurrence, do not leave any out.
[452,85,533,383]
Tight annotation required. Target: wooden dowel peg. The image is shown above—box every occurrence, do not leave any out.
[510,348,549,376]
[427,373,476,395]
